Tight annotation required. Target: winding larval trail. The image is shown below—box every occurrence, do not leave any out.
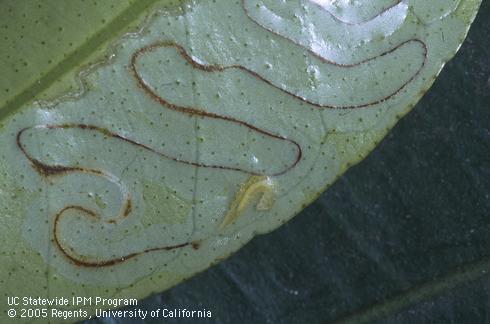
[17,1,427,267]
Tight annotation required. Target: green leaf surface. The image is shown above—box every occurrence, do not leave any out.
[0,0,482,322]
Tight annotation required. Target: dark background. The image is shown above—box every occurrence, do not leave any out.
[86,2,489,323]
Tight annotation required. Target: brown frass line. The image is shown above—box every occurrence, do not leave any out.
[16,122,297,267]
[242,0,427,108]
[16,0,427,267]
[53,206,198,268]
[137,38,427,109]
[17,124,301,178]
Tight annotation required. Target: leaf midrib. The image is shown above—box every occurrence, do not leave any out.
[0,0,176,122]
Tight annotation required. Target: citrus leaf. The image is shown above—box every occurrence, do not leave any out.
[0,0,482,321]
